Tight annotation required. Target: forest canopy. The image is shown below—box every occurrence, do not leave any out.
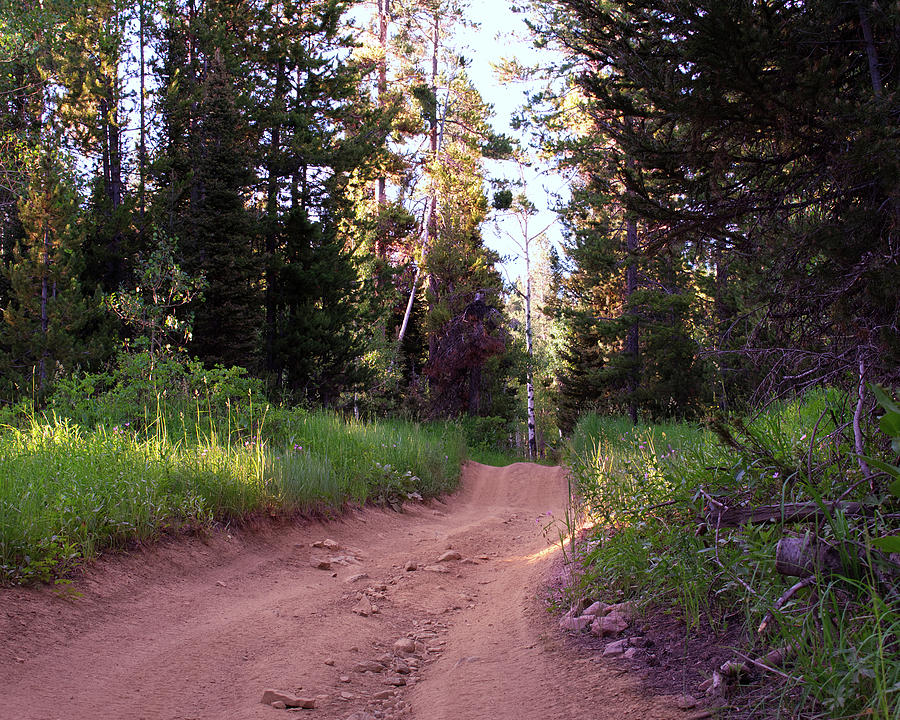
[0,0,897,441]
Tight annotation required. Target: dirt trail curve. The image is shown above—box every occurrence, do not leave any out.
[1,462,683,720]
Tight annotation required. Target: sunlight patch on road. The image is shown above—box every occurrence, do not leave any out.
[522,543,560,564]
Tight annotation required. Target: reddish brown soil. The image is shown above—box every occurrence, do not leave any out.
[1,462,693,720]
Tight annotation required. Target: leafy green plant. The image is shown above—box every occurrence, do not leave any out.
[0,373,466,585]
[566,391,899,718]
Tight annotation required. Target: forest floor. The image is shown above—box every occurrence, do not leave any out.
[0,462,707,720]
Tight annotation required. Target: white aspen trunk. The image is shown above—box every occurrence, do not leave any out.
[524,234,537,459]
[854,355,871,481]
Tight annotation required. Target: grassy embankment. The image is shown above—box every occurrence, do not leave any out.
[567,391,899,719]
[0,359,466,585]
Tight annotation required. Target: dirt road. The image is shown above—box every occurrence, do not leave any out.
[1,462,684,720]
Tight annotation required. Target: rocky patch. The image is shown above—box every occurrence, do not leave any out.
[260,689,316,709]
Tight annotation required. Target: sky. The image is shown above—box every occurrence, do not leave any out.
[444,1,570,284]
[349,0,570,283]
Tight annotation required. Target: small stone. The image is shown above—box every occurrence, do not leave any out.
[345,573,370,584]
[437,550,462,562]
[393,637,417,656]
[374,690,396,700]
[260,690,316,709]
[340,692,355,700]
[602,639,627,657]
[312,559,332,570]
[629,636,648,648]
[477,555,490,560]
[353,661,385,673]
[607,601,638,620]
[591,611,629,637]
[559,615,592,632]
[383,675,406,686]
[323,539,341,550]
[423,565,450,574]
[404,561,418,571]
[581,601,608,618]
[340,676,351,683]
[353,595,374,617]
[272,701,287,710]
[675,695,698,710]
[623,647,647,661]
[215,580,227,587]
[325,658,336,666]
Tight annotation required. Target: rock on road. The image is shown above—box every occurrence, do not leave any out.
[0,462,683,720]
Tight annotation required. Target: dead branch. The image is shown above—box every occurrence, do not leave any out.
[758,577,815,633]
[706,501,873,528]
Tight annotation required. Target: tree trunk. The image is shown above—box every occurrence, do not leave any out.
[525,234,537,459]
[468,363,481,415]
[858,1,884,99]
[265,57,287,376]
[624,217,639,424]
[138,0,147,229]
[375,0,389,236]
[396,85,451,346]
[706,500,873,528]
[39,221,49,391]
[775,535,843,577]
[713,244,730,412]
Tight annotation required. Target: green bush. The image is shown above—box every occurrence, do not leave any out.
[567,390,899,718]
[0,354,466,585]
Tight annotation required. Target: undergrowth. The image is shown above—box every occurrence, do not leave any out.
[567,388,899,719]
[0,356,465,585]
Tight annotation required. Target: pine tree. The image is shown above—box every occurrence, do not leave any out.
[188,46,260,369]
[154,0,261,371]
[1,154,101,395]
[538,0,900,395]
[255,0,389,400]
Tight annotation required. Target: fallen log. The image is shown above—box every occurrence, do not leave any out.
[775,536,843,577]
[774,534,900,586]
[706,501,871,528]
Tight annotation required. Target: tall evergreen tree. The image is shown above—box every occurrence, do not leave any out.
[1,154,100,395]
[154,0,261,370]
[262,1,383,400]
[537,0,900,397]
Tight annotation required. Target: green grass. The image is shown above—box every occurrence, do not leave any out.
[567,390,899,719]
[0,407,465,585]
